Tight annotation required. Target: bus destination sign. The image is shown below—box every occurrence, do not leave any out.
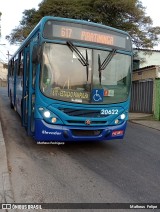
[59,26,114,46]
[43,21,128,49]
[52,25,125,48]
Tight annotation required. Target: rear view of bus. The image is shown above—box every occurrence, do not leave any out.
[8,16,132,143]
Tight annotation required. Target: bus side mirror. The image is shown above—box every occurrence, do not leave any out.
[32,45,42,64]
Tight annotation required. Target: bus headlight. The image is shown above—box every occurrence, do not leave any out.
[38,107,63,124]
[114,113,126,125]
[120,113,126,120]
[43,111,51,118]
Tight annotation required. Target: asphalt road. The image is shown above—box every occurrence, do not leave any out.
[0,87,160,209]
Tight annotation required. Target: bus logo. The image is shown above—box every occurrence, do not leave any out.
[85,120,91,125]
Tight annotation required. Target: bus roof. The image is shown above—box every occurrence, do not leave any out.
[10,16,131,60]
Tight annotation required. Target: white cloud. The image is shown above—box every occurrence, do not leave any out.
[0,0,42,62]
[142,0,159,27]
[0,0,41,36]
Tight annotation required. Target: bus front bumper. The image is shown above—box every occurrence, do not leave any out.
[34,119,127,142]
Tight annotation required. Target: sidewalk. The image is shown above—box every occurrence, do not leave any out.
[129,113,160,131]
[0,122,14,204]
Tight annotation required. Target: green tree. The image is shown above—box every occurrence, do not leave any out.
[6,0,160,48]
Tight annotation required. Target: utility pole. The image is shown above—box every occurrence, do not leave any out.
[6,51,12,63]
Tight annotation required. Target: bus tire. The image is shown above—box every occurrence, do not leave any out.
[10,92,14,109]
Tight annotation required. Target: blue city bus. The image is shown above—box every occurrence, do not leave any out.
[8,16,132,143]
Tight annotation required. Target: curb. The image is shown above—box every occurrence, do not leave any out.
[0,122,14,205]
[129,119,160,131]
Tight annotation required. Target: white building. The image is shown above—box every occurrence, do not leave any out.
[0,61,7,80]
[133,49,160,70]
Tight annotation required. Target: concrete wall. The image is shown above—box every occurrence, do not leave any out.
[0,79,7,87]
[132,66,157,81]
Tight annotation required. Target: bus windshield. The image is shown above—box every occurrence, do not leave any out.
[40,43,131,104]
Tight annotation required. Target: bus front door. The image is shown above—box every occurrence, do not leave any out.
[22,47,30,129]
[22,45,36,136]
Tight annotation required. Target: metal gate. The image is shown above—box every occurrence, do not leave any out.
[130,79,153,113]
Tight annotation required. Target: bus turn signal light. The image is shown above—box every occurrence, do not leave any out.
[51,118,57,123]
[112,130,124,137]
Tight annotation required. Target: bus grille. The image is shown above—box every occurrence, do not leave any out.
[67,120,107,125]
[58,108,107,118]
[72,129,102,136]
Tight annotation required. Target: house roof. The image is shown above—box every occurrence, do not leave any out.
[133,65,158,72]
[134,48,160,53]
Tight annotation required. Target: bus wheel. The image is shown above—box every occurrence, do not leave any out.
[10,93,14,109]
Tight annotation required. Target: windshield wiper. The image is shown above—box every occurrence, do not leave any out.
[66,41,89,82]
[98,49,116,84]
